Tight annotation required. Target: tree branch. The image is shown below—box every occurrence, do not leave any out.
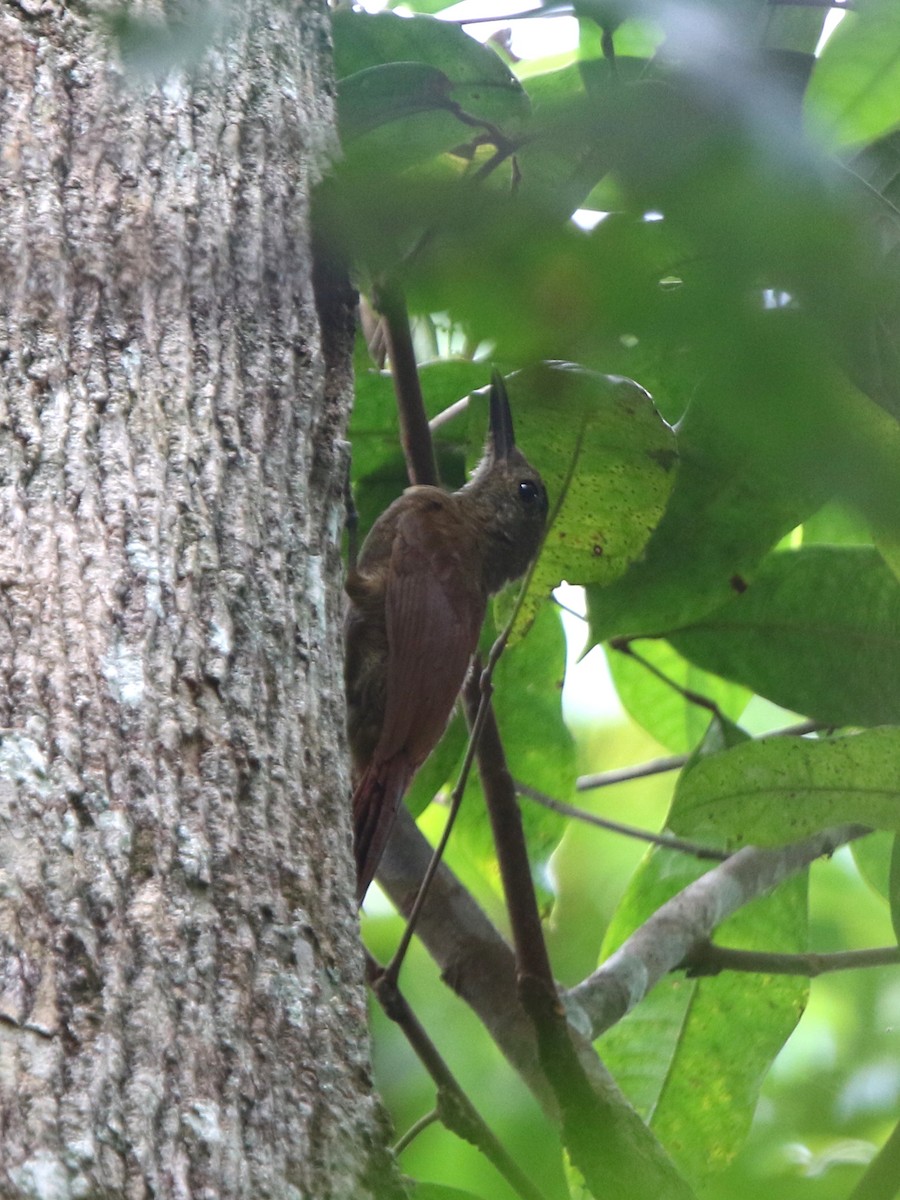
[680,942,900,978]
[567,825,871,1039]
[392,1109,439,1156]
[366,953,554,1200]
[374,280,440,488]
[376,810,697,1200]
[378,806,559,1111]
[462,668,686,1199]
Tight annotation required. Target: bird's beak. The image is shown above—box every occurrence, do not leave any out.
[489,369,515,460]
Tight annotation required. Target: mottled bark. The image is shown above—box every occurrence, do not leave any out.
[0,3,394,1197]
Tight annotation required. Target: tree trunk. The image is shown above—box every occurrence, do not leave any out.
[0,3,394,1196]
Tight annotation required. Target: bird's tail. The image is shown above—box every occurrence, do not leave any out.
[352,757,414,903]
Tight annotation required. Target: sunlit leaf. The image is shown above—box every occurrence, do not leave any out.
[890,836,900,944]
[600,847,808,1181]
[669,728,900,848]
[806,0,900,149]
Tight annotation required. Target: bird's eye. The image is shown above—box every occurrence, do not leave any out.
[518,480,540,503]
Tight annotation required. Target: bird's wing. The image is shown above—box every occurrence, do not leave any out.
[376,501,485,768]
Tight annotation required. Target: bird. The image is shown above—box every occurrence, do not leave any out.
[344,370,548,901]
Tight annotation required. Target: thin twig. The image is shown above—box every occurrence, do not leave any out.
[552,595,586,623]
[366,952,554,1200]
[392,1109,439,1157]
[576,722,823,792]
[515,780,729,861]
[681,941,900,978]
[453,4,573,24]
[577,753,691,791]
[609,637,726,720]
[428,394,469,432]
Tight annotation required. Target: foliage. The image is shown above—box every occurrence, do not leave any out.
[324,1,900,1197]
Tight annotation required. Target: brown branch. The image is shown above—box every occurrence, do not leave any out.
[373,281,439,488]
[681,942,900,978]
[463,668,655,1199]
[515,780,729,861]
[464,667,555,992]
[567,824,871,1039]
[365,953,553,1200]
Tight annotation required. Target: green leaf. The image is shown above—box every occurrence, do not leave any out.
[851,830,896,903]
[806,0,900,149]
[331,10,529,130]
[669,546,900,727]
[669,728,900,848]
[600,847,808,1181]
[410,1182,491,1200]
[649,876,808,1181]
[468,363,677,640]
[840,132,900,421]
[338,62,458,143]
[100,5,225,76]
[514,58,647,221]
[585,344,840,644]
[802,500,873,547]
[607,640,750,755]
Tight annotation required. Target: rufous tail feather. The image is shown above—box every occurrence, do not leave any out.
[352,757,415,903]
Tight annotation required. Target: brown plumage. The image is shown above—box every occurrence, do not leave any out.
[345,372,548,901]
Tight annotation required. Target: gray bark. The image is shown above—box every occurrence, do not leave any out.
[0,3,396,1197]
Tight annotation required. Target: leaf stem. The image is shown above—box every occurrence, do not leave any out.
[681,942,900,978]
[515,780,729,861]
